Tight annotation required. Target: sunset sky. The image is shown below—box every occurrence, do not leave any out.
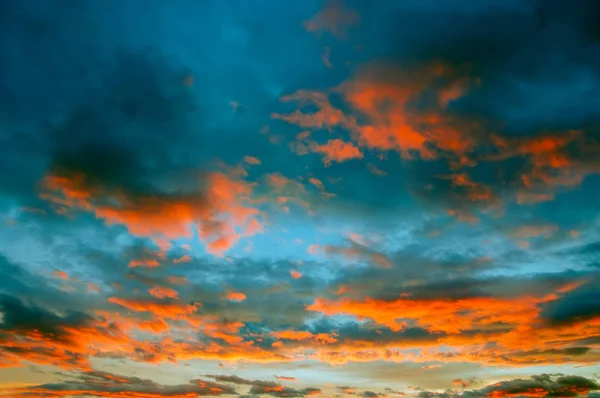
[1,0,600,397]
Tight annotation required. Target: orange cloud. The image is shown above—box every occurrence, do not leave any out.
[168,275,189,285]
[264,173,314,214]
[516,191,555,204]
[39,173,94,211]
[313,139,363,165]
[440,173,495,203]
[129,258,160,268]
[452,379,471,388]
[244,156,262,165]
[173,255,192,263]
[40,168,263,257]
[341,63,476,158]
[137,318,169,334]
[88,283,101,293]
[272,330,338,344]
[509,224,558,239]
[309,178,325,190]
[290,270,303,279]
[307,292,557,334]
[201,321,245,344]
[272,90,354,130]
[492,131,578,169]
[490,130,598,204]
[225,291,247,302]
[148,286,179,299]
[275,376,298,381]
[53,270,69,280]
[273,61,477,164]
[0,308,140,371]
[307,244,320,255]
[108,297,199,321]
[272,330,314,341]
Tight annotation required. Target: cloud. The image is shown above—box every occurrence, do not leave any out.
[0,293,129,370]
[309,240,392,268]
[39,168,263,257]
[307,293,546,333]
[290,270,303,279]
[309,178,325,190]
[244,156,262,166]
[107,297,200,321]
[53,270,70,280]
[168,276,189,285]
[508,224,560,239]
[417,373,599,397]
[275,61,477,159]
[322,46,333,69]
[301,275,600,366]
[540,278,600,325]
[129,258,161,268]
[148,285,179,299]
[313,139,364,165]
[206,374,321,397]
[225,291,247,302]
[173,255,192,264]
[6,369,237,397]
[337,385,402,398]
[304,0,360,39]
[272,90,355,130]
[272,330,338,344]
[0,48,266,258]
[276,376,298,381]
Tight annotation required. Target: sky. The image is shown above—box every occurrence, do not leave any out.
[0,0,599,396]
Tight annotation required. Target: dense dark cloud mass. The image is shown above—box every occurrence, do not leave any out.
[540,277,600,325]
[5,369,237,397]
[417,373,600,398]
[206,374,322,397]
